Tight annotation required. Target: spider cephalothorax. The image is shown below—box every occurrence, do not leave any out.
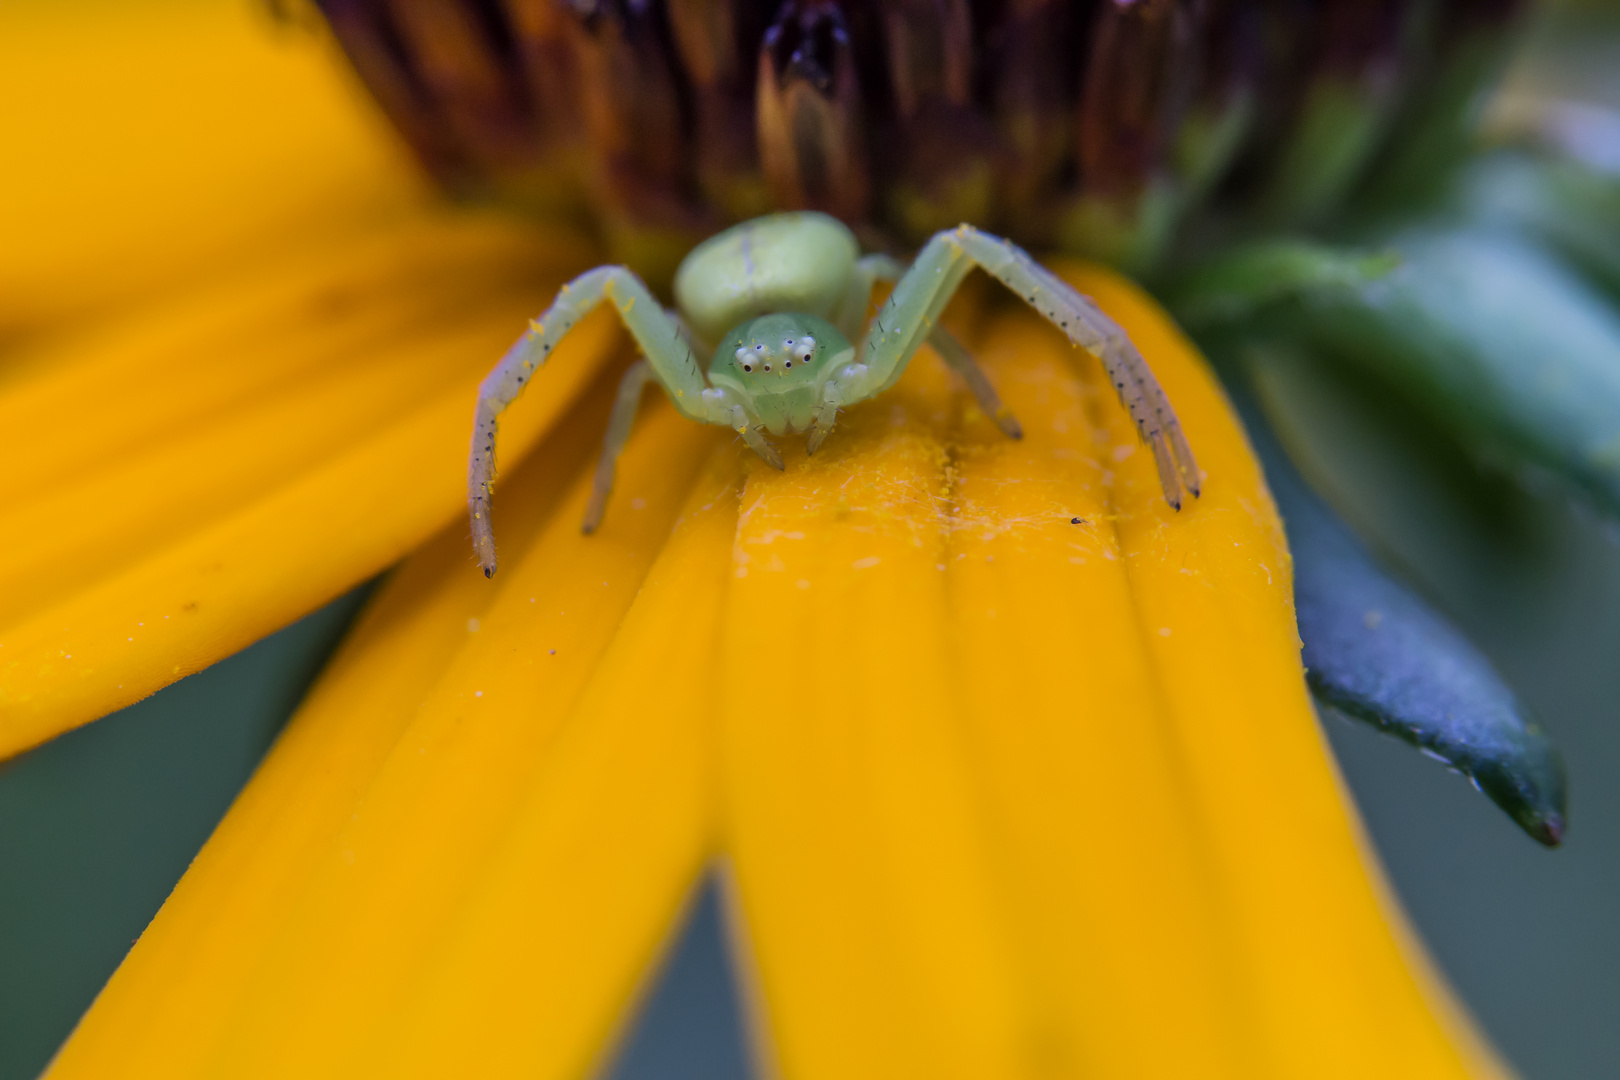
[707,313,853,432]
[469,212,1199,577]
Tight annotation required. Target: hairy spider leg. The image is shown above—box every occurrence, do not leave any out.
[660,300,785,469]
[925,326,1025,440]
[664,306,698,350]
[860,225,1200,509]
[579,307,714,534]
[834,253,904,340]
[581,360,653,535]
[853,253,1023,441]
[807,251,1021,450]
[737,417,786,469]
[469,266,710,576]
[804,379,842,455]
[797,253,906,455]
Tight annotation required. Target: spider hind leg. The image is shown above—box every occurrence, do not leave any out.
[928,326,1023,440]
[582,360,653,535]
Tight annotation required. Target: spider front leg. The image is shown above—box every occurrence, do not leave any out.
[738,420,785,469]
[847,253,1022,441]
[833,253,904,339]
[469,265,709,576]
[860,226,1199,509]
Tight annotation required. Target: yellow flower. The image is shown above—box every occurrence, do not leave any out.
[3,4,1510,1077]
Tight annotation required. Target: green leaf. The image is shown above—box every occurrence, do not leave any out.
[1297,227,1620,518]
[1260,79,1397,227]
[1165,239,1400,327]
[1461,152,1620,300]
[1226,370,1567,846]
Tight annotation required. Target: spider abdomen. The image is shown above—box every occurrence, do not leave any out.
[673,212,860,346]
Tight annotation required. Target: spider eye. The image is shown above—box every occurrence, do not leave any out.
[784,360,792,368]
[742,363,753,372]
[763,363,771,372]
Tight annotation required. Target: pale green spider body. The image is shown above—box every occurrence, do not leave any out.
[469,211,1199,577]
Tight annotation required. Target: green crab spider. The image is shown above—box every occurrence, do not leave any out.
[468,211,1200,577]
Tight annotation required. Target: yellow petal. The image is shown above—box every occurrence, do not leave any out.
[45,388,614,1078]
[45,261,1508,1080]
[1,218,586,505]
[0,218,594,623]
[0,215,613,757]
[0,1,428,344]
[719,269,1509,1078]
[719,349,1029,1079]
[946,312,1251,1075]
[48,399,732,1079]
[1056,264,1510,1079]
[147,401,715,1078]
[377,443,738,1079]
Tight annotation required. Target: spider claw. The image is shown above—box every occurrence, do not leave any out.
[739,423,784,469]
[1168,425,1202,501]
[582,484,610,535]
[1149,435,1189,512]
[754,440,785,470]
[997,411,1024,440]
